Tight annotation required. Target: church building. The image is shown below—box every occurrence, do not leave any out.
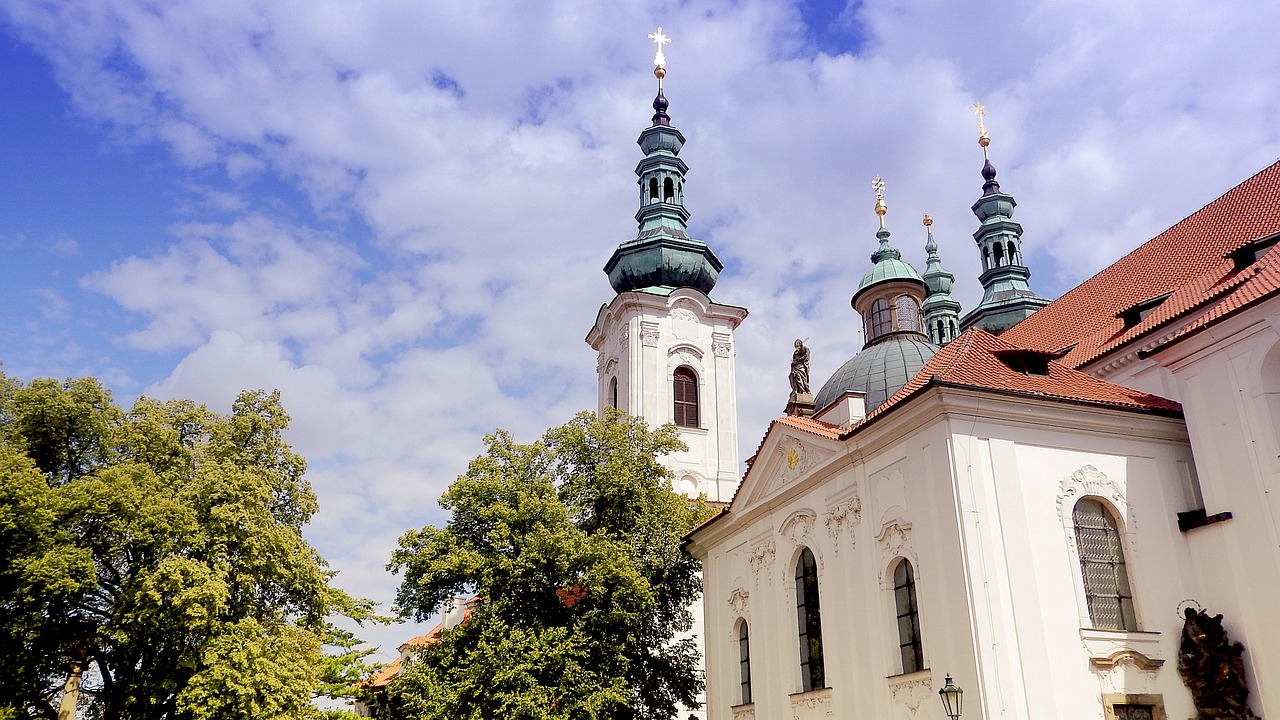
[682,98,1280,720]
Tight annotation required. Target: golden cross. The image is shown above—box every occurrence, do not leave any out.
[648,27,671,69]
[972,101,988,137]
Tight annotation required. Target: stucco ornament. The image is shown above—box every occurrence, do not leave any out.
[780,510,817,546]
[640,321,660,347]
[888,673,934,718]
[728,587,749,615]
[876,517,917,586]
[670,307,697,321]
[773,436,831,489]
[824,488,862,549]
[748,539,775,578]
[1057,465,1137,558]
[789,687,832,719]
[712,334,733,357]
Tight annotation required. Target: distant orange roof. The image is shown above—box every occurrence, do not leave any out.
[857,328,1182,427]
[1003,159,1280,367]
[359,601,476,689]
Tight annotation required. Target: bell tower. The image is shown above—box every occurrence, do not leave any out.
[585,29,746,504]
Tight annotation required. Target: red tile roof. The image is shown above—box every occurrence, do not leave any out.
[359,603,475,689]
[1002,159,1280,367]
[853,328,1182,428]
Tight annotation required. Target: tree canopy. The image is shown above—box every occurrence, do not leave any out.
[387,409,714,720]
[0,370,375,719]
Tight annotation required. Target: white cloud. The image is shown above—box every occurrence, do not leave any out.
[6,0,1280,654]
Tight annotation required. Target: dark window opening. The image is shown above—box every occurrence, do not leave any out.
[894,559,925,674]
[1228,231,1280,270]
[1118,292,1174,329]
[608,376,618,409]
[664,177,675,202]
[992,242,1005,266]
[649,177,659,204]
[738,620,752,705]
[673,366,699,428]
[795,548,826,692]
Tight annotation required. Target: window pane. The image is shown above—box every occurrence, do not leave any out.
[1073,499,1137,630]
[895,295,920,332]
[795,548,825,691]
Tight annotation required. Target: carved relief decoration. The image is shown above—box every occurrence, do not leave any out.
[667,344,704,360]
[824,486,862,550]
[670,307,698,322]
[713,332,733,358]
[640,321,660,347]
[617,324,629,348]
[876,517,917,586]
[728,587,750,616]
[603,357,618,375]
[789,687,833,720]
[888,673,934,718]
[1056,465,1137,558]
[772,436,831,490]
[780,510,817,546]
[748,539,775,580]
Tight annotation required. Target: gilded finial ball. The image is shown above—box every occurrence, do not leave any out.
[923,213,933,227]
[978,135,990,148]
[875,203,887,217]
[654,66,666,79]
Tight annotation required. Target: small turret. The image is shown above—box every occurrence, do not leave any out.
[920,213,962,345]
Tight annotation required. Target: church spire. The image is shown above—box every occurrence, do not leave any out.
[959,102,1050,335]
[920,213,962,345]
[603,29,722,296]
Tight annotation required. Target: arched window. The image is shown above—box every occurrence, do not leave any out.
[894,295,920,332]
[1073,498,1137,630]
[992,242,1005,266]
[608,376,618,409]
[649,177,659,204]
[795,548,825,692]
[738,620,752,705]
[664,177,675,202]
[869,298,892,339]
[893,559,924,673]
[673,366,699,428]
[1008,240,1019,265]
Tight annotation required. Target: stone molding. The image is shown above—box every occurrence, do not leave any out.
[788,687,833,719]
[748,539,775,580]
[640,321,660,347]
[887,671,933,718]
[824,486,862,550]
[712,331,733,357]
[876,516,918,586]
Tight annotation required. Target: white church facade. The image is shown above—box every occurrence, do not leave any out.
[682,132,1280,720]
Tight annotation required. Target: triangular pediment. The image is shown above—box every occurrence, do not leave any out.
[734,420,842,511]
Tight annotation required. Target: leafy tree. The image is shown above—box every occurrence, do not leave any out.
[0,370,376,719]
[388,409,713,720]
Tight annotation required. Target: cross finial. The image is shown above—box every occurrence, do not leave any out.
[872,176,887,229]
[972,101,990,158]
[648,27,671,71]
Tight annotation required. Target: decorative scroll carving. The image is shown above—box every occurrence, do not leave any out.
[640,321,660,347]
[712,332,732,357]
[1178,608,1259,719]
[824,490,862,549]
[617,324,629,348]
[876,517,916,586]
[748,540,775,577]
[728,588,749,615]
[667,344,703,360]
[780,510,817,546]
[671,307,697,322]
[774,437,829,488]
[789,687,833,719]
[731,704,756,720]
[1058,465,1127,515]
[888,673,933,718]
[604,357,617,375]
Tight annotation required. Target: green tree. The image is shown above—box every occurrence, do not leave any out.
[388,409,713,720]
[0,370,376,719]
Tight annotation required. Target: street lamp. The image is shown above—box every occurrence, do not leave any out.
[938,675,963,720]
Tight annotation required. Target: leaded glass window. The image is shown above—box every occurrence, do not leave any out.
[738,620,752,705]
[1073,498,1137,630]
[895,295,921,332]
[893,559,924,673]
[795,548,826,692]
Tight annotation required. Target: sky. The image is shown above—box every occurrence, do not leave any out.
[2,0,1279,660]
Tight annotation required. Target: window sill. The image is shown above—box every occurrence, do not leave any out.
[886,668,931,681]
[730,704,756,720]
[675,425,708,435]
[789,686,833,701]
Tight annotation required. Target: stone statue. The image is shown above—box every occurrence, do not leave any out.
[789,339,810,396]
[1177,607,1259,719]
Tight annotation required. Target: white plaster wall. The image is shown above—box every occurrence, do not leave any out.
[693,391,1213,720]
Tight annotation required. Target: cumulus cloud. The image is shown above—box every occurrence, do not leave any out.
[5,0,1280,654]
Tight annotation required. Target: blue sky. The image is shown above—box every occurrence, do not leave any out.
[2,0,1279,659]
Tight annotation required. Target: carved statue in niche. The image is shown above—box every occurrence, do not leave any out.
[1177,607,1259,719]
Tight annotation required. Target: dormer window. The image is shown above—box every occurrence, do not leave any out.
[1228,231,1280,270]
[1117,292,1173,329]
[993,348,1062,376]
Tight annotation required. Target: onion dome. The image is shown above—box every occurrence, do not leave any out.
[604,37,722,296]
[814,335,937,410]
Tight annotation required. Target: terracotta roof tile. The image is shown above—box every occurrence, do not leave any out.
[851,328,1182,430]
[1002,159,1280,366]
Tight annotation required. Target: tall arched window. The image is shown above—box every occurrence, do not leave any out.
[664,177,675,202]
[673,367,699,428]
[1073,498,1137,630]
[738,620,752,705]
[795,548,825,692]
[893,559,924,673]
[607,376,618,409]
[869,298,892,338]
[649,177,659,204]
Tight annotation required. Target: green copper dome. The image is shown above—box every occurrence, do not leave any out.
[603,85,722,295]
[814,335,938,411]
[853,228,925,305]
